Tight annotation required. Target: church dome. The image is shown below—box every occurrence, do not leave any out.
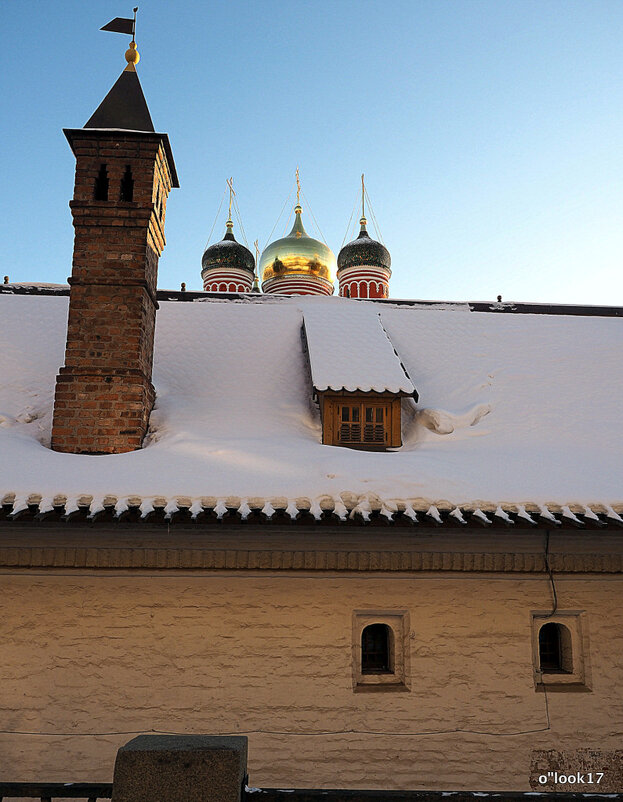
[201,221,255,277]
[260,205,336,290]
[337,218,391,274]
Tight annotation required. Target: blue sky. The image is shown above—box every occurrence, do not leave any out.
[2,0,622,304]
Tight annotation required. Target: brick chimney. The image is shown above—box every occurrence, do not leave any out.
[51,44,178,454]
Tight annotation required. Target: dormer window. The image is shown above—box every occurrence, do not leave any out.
[300,309,417,452]
[323,394,399,449]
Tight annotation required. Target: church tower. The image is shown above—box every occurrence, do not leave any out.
[337,177,391,299]
[202,182,255,292]
[259,172,335,296]
[51,33,178,454]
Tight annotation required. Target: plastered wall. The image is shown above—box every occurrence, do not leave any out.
[1,571,622,791]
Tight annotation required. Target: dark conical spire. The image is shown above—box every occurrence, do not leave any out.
[64,38,178,187]
[85,64,154,131]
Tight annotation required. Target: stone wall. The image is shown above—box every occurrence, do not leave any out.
[1,571,621,791]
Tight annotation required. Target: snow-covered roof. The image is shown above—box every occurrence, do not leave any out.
[302,304,415,395]
[1,291,622,523]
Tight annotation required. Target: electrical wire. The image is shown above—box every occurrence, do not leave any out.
[265,187,293,251]
[282,206,294,236]
[204,187,226,251]
[300,188,328,245]
[543,530,558,616]
[364,187,385,245]
[340,197,359,250]
[232,195,250,250]
[0,720,550,738]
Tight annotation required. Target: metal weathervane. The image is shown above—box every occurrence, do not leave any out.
[100,7,140,67]
[101,7,139,39]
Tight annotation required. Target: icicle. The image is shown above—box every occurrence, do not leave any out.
[114,498,129,517]
[583,505,600,522]
[606,505,623,524]
[285,500,298,519]
[495,506,514,524]
[426,505,442,524]
[65,497,81,516]
[239,500,251,520]
[381,500,397,521]
[517,505,536,525]
[261,501,275,519]
[403,504,418,522]
[473,508,492,525]
[449,507,466,524]
[38,497,55,515]
[333,500,348,521]
[214,500,227,519]
[164,499,179,519]
[10,495,29,516]
[139,498,155,518]
[351,500,371,522]
[89,497,106,518]
[561,505,582,525]
[538,504,560,525]
[189,499,203,519]
[309,500,323,520]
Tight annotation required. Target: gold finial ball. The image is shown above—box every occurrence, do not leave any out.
[125,41,140,66]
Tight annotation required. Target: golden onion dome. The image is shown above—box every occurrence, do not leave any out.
[259,204,336,285]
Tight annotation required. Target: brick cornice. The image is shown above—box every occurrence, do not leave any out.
[0,546,621,573]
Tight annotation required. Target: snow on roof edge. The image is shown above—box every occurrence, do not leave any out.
[2,490,622,527]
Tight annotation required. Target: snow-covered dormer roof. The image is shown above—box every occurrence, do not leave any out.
[0,290,622,525]
[302,303,416,395]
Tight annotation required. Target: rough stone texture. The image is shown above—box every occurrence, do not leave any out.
[111,735,247,802]
[1,573,622,791]
[51,133,172,454]
[530,749,623,793]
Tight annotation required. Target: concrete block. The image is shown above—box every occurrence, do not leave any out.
[111,734,248,802]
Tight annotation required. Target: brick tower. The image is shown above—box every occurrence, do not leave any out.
[51,40,178,454]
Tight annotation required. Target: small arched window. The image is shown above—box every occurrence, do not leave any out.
[120,165,134,202]
[94,164,109,201]
[361,623,393,674]
[539,622,572,673]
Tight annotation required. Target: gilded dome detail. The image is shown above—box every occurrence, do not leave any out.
[260,205,336,285]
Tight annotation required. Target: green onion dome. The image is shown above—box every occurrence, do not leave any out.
[201,221,255,277]
[337,218,391,273]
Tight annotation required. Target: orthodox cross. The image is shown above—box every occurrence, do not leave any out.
[226,177,235,222]
[361,173,366,220]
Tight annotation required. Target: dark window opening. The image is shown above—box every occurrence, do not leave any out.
[120,165,134,201]
[363,405,386,443]
[339,404,361,443]
[539,622,572,673]
[338,403,387,445]
[362,623,392,674]
[94,164,109,201]
[345,286,350,298]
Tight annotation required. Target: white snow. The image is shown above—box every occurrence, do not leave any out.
[0,292,622,514]
[303,302,415,394]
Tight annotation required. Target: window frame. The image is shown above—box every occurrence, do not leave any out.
[531,611,588,688]
[319,392,402,450]
[352,610,410,692]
